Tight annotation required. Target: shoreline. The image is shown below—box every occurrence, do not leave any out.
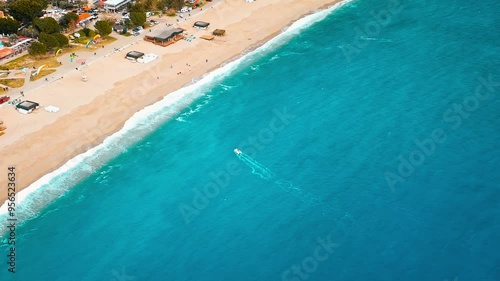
[0,0,347,215]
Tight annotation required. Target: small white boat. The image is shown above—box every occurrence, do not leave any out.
[234,148,242,155]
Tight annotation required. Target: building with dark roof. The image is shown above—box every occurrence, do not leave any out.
[16,100,39,114]
[193,21,210,29]
[144,28,185,47]
[125,51,145,60]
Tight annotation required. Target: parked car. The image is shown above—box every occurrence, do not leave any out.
[0,96,10,105]
[133,32,140,36]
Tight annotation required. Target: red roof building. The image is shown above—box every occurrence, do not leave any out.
[78,13,92,23]
[0,48,14,60]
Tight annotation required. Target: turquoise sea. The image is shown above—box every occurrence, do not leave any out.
[1,0,499,280]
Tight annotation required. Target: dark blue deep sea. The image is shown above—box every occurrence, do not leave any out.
[1,0,499,280]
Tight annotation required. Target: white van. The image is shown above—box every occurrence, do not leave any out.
[146,12,151,18]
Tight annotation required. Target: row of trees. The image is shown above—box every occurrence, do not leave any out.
[28,20,112,56]
[128,0,184,14]
[28,32,68,56]
[0,12,80,35]
[9,0,48,24]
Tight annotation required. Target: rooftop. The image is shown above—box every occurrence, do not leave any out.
[194,21,210,27]
[149,28,184,40]
[0,48,14,59]
[126,51,145,59]
[105,0,130,6]
[16,101,39,111]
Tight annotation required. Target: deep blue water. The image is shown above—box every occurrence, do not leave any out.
[1,0,500,280]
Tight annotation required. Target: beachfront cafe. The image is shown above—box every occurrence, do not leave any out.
[144,28,185,47]
[193,21,210,30]
[16,100,40,114]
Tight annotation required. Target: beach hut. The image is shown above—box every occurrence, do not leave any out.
[213,29,226,36]
[16,100,40,114]
[193,21,210,30]
[144,28,185,47]
[200,35,214,41]
[125,51,145,60]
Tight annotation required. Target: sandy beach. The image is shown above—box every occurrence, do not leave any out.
[0,0,341,206]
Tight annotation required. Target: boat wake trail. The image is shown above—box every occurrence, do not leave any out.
[238,153,275,180]
[236,151,330,211]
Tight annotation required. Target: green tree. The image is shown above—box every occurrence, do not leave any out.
[94,20,112,37]
[128,2,145,12]
[156,0,166,12]
[81,27,91,37]
[166,0,184,10]
[59,12,78,28]
[87,29,96,38]
[53,33,69,47]
[129,12,146,27]
[33,17,60,34]
[18,26,39,38]
[0,18,20,34]
[38,33,58,50]
[28,41,47,56]
[8,0,46,23]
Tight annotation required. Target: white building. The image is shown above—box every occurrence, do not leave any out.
[104,0,131,12]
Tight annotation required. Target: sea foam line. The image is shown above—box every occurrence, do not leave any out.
[0,0,352,232]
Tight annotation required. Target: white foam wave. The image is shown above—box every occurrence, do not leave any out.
[360,36,394,43]
[0,0,353,233]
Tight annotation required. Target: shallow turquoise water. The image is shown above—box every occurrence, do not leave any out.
[1,0,499,280]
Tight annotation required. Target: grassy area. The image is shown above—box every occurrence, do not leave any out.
[72,36,117,48]
[68,36,118,53]
[0,55,60,71]
[0,79,25,88]
[30,69,57,82]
